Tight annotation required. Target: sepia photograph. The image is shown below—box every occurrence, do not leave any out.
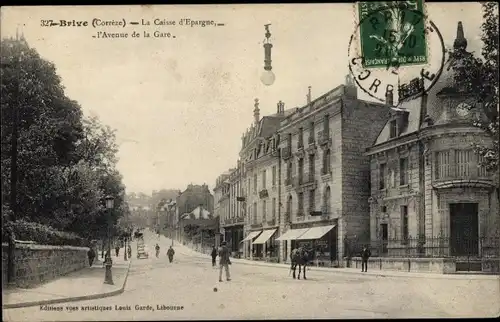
[1,2,499,320]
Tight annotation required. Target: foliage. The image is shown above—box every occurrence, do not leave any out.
[447,2,499,173]
[1,37,127,242]
[2,219,87,247]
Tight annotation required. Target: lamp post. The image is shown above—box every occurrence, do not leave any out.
[104,195,115,285]
[123,232,128,261]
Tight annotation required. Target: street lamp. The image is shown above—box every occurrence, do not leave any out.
[104,195,115,285]
[123,231,128,261]
[260,24,275,86]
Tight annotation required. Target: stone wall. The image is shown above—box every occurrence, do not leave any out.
[1,243,89,288]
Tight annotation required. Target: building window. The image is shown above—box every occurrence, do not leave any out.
[262,170,267,189]
[399,157,408,186]
[379,163,387,190]
[322,149,331,174]
[298,128,304,148]
[298,192,304,215]
[272,166,277,186]
[253,174,257,192]
[253,202,257,224]
[389,120,397,138]
[456,150,472,178]
[309,154,315,181]
[435,150,451,179]
[287,195,292,216]
[323,186,331,214]
[298,158,304,184]
[309,189,315,212]
[309,121,315,143]
[262,200,267,221]
[287,162,292,181]
[401,205,409,244]
[324,114,329,132]
[478,154,488,177]
[272,198,276,219]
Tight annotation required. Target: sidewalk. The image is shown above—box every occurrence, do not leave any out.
[173,240,500,281]
[2,252,132,309]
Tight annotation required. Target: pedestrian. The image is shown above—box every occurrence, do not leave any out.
[167,246,175,263]
[87,247,96,267]
[211,245,217,268]
[218,241,231,282]
[115,245,120,257]
[361,245,371,272]
[155,244,160,258]
[128,245,132,258]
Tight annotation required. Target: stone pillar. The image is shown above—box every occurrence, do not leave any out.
[338,217,345,264]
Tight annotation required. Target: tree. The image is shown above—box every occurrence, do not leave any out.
[1,37,127,240]
[447,3,499,174]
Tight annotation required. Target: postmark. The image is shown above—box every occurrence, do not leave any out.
[348,1,446,106]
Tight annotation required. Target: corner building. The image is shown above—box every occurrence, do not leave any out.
[276,76,390,265]
[365,23,499,272]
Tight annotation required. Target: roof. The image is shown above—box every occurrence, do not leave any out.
[371,21,479,148]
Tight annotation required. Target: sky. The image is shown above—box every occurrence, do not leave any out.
[1,3,484,194]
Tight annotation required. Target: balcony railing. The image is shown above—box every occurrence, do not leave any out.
[251,223,263,229]
[284,212,291,223]
[285,177,293,186]
[318,130,331,146]
[321,167,332,176]
[308,135,315,145]
[282,147,292,160]
[259,189,269,199]
[297,140,304,150]
[267,218,276,226]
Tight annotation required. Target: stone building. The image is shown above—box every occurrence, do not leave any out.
[223,163,245,257]
[365,22,499,272]
[276,76,390,265]
[240,99,293,260]
[214,171,231,246]
[176,184,214,216]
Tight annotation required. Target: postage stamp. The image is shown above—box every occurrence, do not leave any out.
[348,1,446,105]
[357,0,428,69]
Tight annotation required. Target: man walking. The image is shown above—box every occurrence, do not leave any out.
[211,245,218,268]
[218,241,231,282]
[361,245,371,272]
[167,246,175,263]
[87,247,96,267]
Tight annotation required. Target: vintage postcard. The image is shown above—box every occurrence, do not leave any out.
[1,2,499,321]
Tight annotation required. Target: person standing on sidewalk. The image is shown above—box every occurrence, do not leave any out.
[167,246,175,263]
[87,247,96,267]
[361,245,371,272]
[211,245,217,268]
[115,245,120,257]
[218,241,231,282]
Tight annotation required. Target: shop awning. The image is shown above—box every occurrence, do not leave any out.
[252,229,277,245]
[295,225,336,240]
[276,228,310,241]
[241,230,262,242]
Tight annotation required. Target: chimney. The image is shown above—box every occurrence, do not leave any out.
[386,91,394,106]
[307,86,312,104]
[253,98,260,125]
[277,100,284,114]
[344,73,358,98]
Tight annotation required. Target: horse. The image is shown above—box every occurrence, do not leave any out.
[290,247,310,280]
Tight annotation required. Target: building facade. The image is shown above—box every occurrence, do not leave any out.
[240,99,291,260]
[223,163,245,257]
[366,23,499,270]
[276,76,390,265]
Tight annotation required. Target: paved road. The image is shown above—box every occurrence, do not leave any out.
[4,232,499,321]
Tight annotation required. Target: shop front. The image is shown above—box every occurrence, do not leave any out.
[276,228,310,264]
[224,224,244,258]
[242,230,262,259]
[294,224,337,266]
[252,229,278,261]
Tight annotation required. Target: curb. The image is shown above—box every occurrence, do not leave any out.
[3,259,133,309]
[182,248,500,281]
